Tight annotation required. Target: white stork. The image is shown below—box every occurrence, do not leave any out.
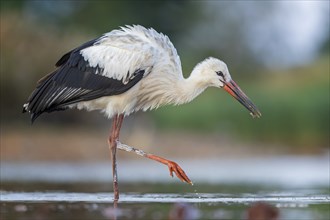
[23,25,261,200]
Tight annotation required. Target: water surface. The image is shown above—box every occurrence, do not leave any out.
[1,156,329,219]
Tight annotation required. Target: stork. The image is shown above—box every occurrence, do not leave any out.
[23,25,261,201]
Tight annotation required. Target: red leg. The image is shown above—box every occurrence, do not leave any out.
[108,114,124,201]
[115,142,193,184]
[146,154,192,184]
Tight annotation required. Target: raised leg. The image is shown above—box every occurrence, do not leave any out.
[116,141,192,184]
[108,114,124,201]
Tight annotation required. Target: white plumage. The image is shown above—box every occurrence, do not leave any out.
[74,25,182,117]
[67,25,241,118]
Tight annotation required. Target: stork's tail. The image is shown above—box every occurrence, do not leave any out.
[22,70,62,123]
[22,103,38,123]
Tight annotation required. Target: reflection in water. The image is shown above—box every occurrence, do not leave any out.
[169,203,200,220]
[102,203,119,220]
[247,202,279,220]
[1,191,329,220]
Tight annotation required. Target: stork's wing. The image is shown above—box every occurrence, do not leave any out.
[23,37,154,122]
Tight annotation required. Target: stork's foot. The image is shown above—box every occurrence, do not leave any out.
[146,154,192,185]
[167,160,192,185]
[116,143,193,185]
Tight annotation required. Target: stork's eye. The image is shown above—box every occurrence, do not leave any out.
[216,71,224,77]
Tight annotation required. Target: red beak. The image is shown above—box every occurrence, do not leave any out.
[223,80,261,118]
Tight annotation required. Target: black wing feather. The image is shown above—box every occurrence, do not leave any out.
[24,43,145,122]
[55,38,99,67]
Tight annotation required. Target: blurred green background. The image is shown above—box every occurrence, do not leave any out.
[1,0,329,160]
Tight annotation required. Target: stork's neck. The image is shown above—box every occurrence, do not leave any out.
[174,70,208,105]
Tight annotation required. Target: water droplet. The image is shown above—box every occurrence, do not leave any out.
[194,189,201,199]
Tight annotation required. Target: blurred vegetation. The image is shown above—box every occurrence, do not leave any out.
[1,1,329,150]
[152,57,329,148]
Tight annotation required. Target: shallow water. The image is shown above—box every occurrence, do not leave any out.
[1,190,329,220]
[2,191,328,203]
[1,156,329,219]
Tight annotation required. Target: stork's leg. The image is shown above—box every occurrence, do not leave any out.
[116,141,192,184]
[108,114,124,201]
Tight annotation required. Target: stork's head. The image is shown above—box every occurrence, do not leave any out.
[193,57,261,118]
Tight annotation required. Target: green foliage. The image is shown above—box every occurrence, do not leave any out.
[1,0,25,10]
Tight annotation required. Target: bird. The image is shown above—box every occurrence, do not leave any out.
[23,25,261,201]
